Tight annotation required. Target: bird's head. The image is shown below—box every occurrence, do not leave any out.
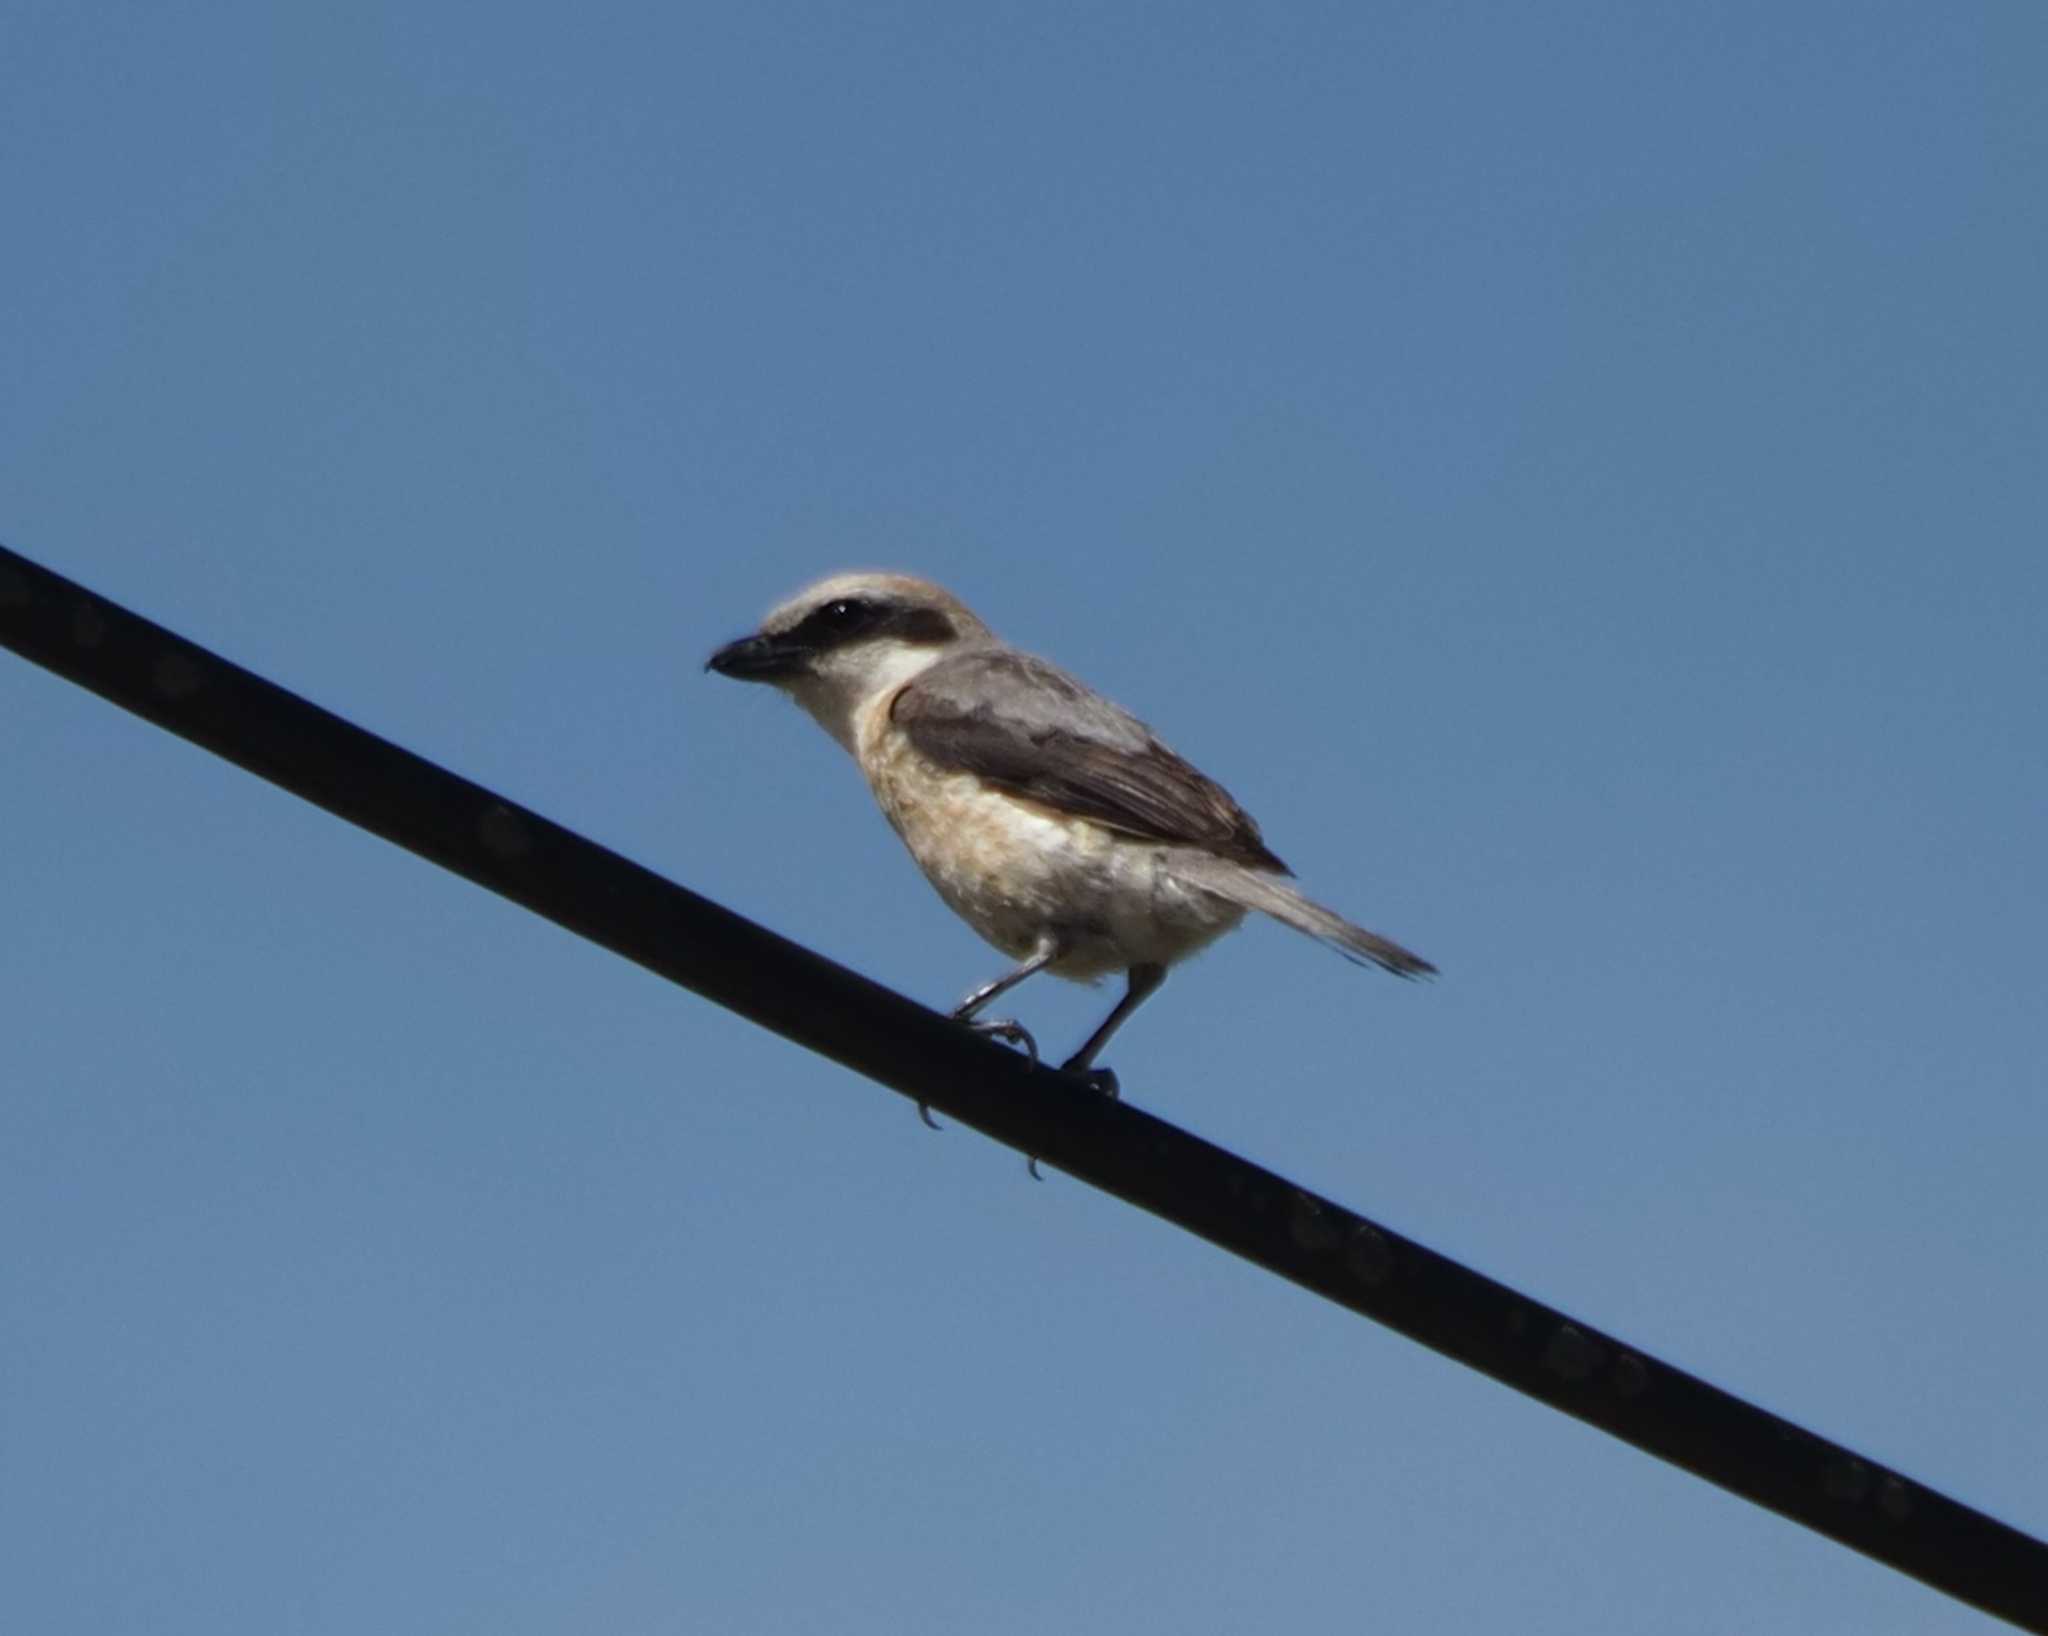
[707,572,988,750]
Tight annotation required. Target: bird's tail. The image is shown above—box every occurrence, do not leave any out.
[1173,855,1437,979]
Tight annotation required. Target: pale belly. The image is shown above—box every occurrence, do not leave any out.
[856,697,1244,980]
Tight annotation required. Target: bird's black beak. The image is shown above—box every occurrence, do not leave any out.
[705,632,813,681]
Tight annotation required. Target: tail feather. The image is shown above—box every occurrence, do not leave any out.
[1174,855,1437,979]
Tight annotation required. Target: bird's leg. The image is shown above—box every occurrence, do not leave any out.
[950,935,1060,1055]
[1019,964,1168,1179]
[918,935,1062,1130]
[1059,963,1168,1099]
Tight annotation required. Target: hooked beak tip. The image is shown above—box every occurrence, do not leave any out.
[706,633,807,681]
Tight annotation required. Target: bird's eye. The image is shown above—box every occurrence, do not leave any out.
[791,596,888,648]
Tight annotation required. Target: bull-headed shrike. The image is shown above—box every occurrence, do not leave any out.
[708,573,1432,1102]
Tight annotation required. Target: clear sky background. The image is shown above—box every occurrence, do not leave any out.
[4,4,2043,1632]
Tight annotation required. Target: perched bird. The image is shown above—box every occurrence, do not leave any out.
[707,572,1432,1097]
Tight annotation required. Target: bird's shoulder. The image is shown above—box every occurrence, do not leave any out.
[890,646,1289,873]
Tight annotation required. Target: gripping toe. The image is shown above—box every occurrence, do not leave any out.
[963,1016,1039,1063]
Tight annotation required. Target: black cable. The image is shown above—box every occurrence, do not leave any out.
[4,540,2043,1631]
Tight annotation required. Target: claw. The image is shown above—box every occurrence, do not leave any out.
[1019,1063,1121,1180]
[964,1016,1039,1063]
[916,1101,943,1131]
[1065,1064,1120,1100]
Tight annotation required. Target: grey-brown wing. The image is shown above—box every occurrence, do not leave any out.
[891,648,1290,874]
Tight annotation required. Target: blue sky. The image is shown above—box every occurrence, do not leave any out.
[4,3,2043,1631]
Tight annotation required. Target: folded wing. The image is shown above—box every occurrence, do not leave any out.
[891,648,1291,875]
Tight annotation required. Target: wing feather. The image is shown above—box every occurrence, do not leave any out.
[891,649,1290,874]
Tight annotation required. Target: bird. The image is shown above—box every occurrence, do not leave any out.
[706,572,1433,1104]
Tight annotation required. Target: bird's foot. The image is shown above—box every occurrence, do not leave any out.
[961,1015,1039,1063]
[921,1018,1039,1134]
[1020,1063,1120,1180]
[1060,1061,1120,1101]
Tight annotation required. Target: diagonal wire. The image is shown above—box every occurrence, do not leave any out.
[3,540,2044,1632]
